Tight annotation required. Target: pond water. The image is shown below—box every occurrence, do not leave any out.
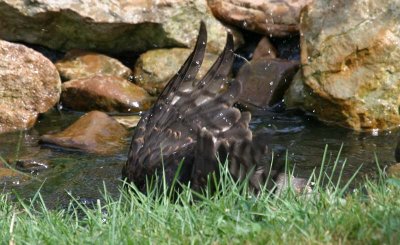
[0,109,398,207]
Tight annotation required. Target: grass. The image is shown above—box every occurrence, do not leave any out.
[1,148,400,244]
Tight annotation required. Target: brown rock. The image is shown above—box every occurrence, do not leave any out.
[56,50,132,81]
[208,0,313,37]
[0,168,22,179]
[0,0,231,54]
[237,58,299,110]
[252,37,277,61]
[275,173,312,195]
[6,148,52,173]
[61,75,155,112]
[133,48,218,95]
[0,162,25,184]
[112,115,141,128]
[388,163,400,179]
[15,159,49,173]
[40,111,128,155]
[290,0,400,130]
[0,40,61,133]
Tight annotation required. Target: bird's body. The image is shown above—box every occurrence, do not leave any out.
[122,22,283,193]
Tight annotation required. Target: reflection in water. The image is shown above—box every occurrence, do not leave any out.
[0,110,398,207]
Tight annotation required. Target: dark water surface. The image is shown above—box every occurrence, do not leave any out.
[0,110,398,207]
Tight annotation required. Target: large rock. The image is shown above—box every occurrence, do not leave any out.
[0,167,25,185]
[208,0,313,37]
[40,111,128,155]
[274,173,312,196]
[388,163,400,179]
[237,58,299,110]
[133,48,218,95]
[0,0,230,54]
[61,75,155,112]
[55,50,132,81]
[112,115,141,128]
[0,160,25,184]
[252,37,277,61]
[5,147,52,174]
[396,139,400,162]
[0,40,61,133]
[286,0,400,130]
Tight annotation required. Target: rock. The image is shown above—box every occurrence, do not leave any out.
[237,58,299,110]
[55,50,132,81]
[231,37,259,76]
[0,40,61,133]
[0,0,231,54]
[252,37,277,61]
[0,167,19,177]
[290,0,400,130]
[388,163,400,179]
[112,115,141,128]
[40,111,128,155]
[387,163,400,179]
[275,173,312,195]
[6,148,52,174]
[270,35,301,61]
[133,48,218,95]
[61,75,155,112]
[15,159,49,173]
[284,70,307,108]
[207,0,313,37]
[0,161,25,184]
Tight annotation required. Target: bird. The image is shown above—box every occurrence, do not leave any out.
[122,22,283,193]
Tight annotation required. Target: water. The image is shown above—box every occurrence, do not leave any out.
[0,109,398,207]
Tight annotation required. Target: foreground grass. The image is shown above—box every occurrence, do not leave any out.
[1,156,400,244]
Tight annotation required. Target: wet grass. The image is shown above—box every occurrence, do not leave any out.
[1,149,400,244]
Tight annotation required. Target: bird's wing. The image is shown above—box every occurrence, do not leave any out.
[123,22,285,193]
[123,22,252,189]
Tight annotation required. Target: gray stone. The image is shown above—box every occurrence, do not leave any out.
[0,0,232,54]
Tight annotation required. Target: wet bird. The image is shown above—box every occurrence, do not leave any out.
[122,22,283,193]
